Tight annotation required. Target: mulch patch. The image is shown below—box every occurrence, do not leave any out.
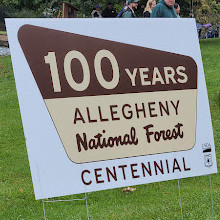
[0,34,8,41]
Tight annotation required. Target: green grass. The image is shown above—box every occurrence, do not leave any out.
[0,31,7,35]
[0,38,220,220]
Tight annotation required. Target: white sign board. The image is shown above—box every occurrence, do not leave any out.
[6,18,217,200]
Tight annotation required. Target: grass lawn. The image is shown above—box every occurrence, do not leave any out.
[0,38,220,220]
[0,31,7,35]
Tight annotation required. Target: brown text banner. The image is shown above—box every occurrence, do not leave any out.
[18,25,197,99]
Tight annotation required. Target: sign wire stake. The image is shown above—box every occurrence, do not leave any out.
[209,175,214,220]
[41,196,89,219]
[42,199,47,220]
[178,179,183,220]
[85,192,90,220]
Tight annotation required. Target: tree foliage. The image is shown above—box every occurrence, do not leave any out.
[196,0,220,24]
[0,0,219,21]
[0,0,45,10]
[0,0,46,19]
[45,0,128,17]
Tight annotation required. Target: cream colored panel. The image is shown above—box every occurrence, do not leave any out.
[45,89,197,163]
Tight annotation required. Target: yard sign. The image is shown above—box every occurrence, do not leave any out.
[6,18,217,200]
